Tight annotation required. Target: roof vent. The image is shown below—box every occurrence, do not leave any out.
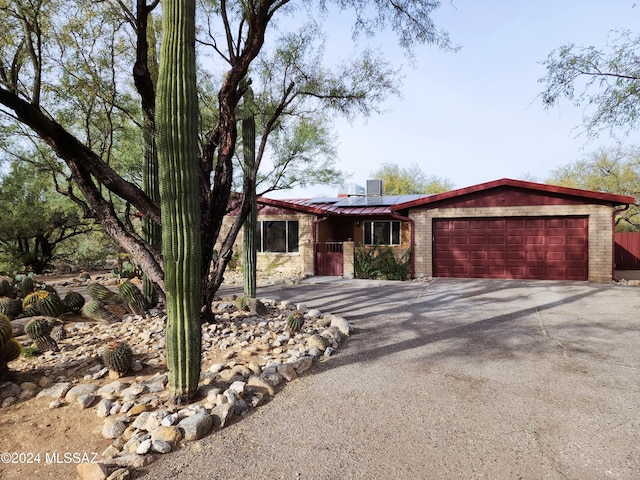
[366,179,383,196]
[338,183,366,197]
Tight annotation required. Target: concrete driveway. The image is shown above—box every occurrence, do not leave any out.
[140,278,640,480]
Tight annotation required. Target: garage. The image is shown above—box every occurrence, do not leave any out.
[433,216,589,280]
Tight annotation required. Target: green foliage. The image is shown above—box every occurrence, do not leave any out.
[103,341,133,374]
[286,310,305,333]
[547,146,640,230]
[370,162,454,195]
[355,246,410,280]
[0,161,94,273]
[540,30,640,137]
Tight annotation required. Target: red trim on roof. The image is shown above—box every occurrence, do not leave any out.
[391,178,636,210]
[257,197,330,215]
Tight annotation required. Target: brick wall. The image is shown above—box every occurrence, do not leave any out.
[410,204,614,283]
[216,213,315,276]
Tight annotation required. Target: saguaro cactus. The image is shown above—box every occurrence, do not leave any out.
[156,0,202,404]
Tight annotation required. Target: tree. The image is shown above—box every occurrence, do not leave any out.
[0,0,454,401]
[547,146,640,230]
[0,159,93,273]
[539,29,640,137]
[370,162,454,195]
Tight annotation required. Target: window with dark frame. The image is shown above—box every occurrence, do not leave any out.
[363,221,401,245]
[256,220,299,253]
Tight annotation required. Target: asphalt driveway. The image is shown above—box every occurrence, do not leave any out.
[140,278,640,480]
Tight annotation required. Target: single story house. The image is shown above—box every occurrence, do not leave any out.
[222,178,636,283]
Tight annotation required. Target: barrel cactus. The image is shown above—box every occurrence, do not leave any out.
[118,281,149,315]
[0,315,21,380]
[286,311,305,333]
[51,324,67,342]
[25,317,58,352]
[87,283,124,305]
[17,276,35,297]
[37,293,66,317]
[0,297,22,320]
[22,290,44,309]
[0,313,12,351]
[103,341,133,375]
[63,291,85,313]
[0,338,22,363]
[82,300,121,324]
[0,279,15,297]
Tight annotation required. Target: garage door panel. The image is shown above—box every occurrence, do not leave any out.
[433,217,588,280]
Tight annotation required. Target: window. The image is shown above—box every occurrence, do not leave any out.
[363,221,401,245]
[257,220,299,253]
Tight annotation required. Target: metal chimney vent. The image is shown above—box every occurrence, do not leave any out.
[366,179,383,196]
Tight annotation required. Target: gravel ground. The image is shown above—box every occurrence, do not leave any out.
[138,277,640,480]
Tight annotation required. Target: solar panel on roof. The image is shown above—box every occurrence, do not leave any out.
[332,194,430,208]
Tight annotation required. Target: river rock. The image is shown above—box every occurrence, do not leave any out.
[178,412,213,441]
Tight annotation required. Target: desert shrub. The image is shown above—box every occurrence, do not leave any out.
[355,246,410,281]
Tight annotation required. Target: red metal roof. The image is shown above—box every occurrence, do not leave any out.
[391,178,636,210]
[257,178,636,216]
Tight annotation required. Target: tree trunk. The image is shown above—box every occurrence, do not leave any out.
[156,0,201,405]
[242,87,257,298]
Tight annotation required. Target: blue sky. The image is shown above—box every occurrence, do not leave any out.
[266,1,640,198]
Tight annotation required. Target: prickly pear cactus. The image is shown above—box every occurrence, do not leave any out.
[82,300,121,324]
[63,291,85,313]
[286,311,305,333]
[87,283,124,305]
[103,341,133,374]
[118,281,149,315]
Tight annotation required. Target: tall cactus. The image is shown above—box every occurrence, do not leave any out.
[242,85,257,298]
[156,0,202,404]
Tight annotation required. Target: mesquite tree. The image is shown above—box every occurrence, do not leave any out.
[0,0,454,402]
[156,0,202,402]
[242,86,258,298]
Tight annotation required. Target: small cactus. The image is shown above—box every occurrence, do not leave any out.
[63,291,86,313]
[0,313,12,351]
[51,324,67,342]
[25,317,58,352]
[87,283,124,305]
[22,291,43,309]
[286,311,305,333]
[0,338,22,363]
[17,276,35,297]
[82,300,121,323]
[0,279,15,297]
[0,297,22,320]
[103,341,133,374]
[118,281,149,315]
[236,295,267,315]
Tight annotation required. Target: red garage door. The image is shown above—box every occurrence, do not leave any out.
[433,217,588,280]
